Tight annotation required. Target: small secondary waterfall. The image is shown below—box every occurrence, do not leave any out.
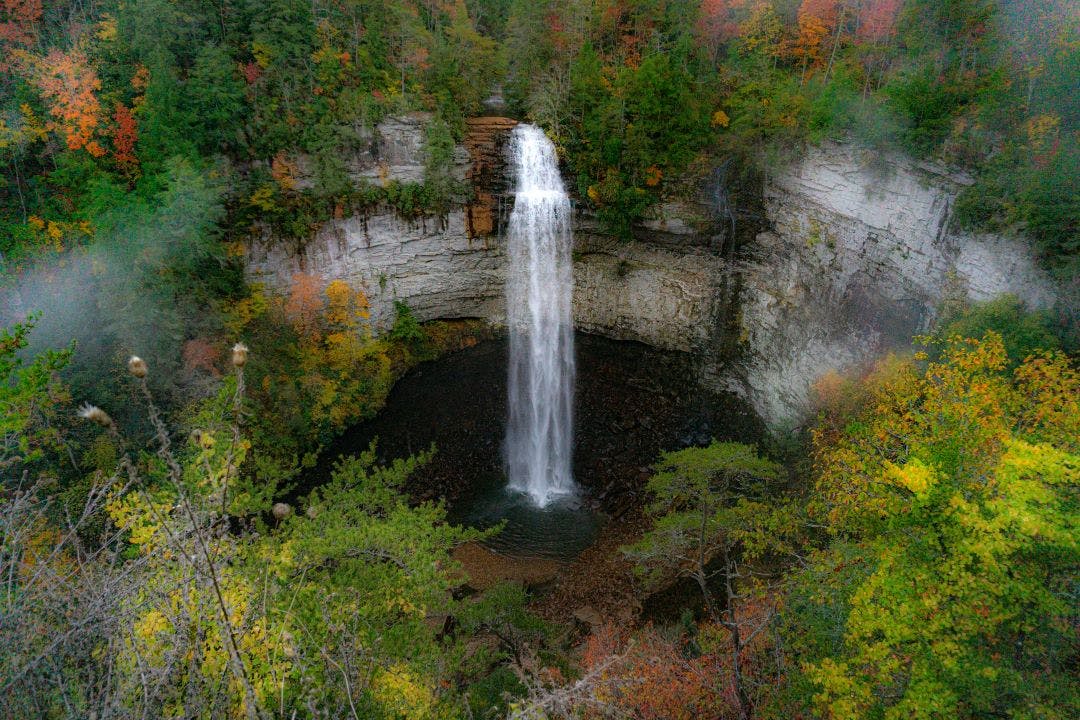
[505,124,576,507]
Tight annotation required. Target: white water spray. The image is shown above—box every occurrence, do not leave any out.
[505,124,576,507]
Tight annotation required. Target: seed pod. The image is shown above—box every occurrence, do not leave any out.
[78,403,114,429]
[272,502,292,521]
[231,343,249,368]
[128,356,148,378]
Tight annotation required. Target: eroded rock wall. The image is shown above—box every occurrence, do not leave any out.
[734,142,1058,425]
[247,115,512,332]
[572,220,725,352]
[245,119,1061,427]
[247,115,720,352]
[246,211,724,350]
[246,211,506,332]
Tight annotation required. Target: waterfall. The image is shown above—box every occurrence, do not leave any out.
[505,124,576,507]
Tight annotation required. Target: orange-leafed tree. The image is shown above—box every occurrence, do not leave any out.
[181,338,223,377]
[791,0,840,81]
[576,608,780,720]
[580,623,727,720]
[284,272,326,340]
[32,48,106,156]
[271,151,299,192]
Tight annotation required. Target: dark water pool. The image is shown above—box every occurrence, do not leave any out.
[305,332,763,561]
[446,471,601,561]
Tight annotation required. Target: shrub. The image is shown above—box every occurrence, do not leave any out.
[389,300,426,347]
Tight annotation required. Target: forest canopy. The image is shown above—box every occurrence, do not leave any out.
[3,0,1077,412]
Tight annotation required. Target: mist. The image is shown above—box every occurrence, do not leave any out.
[2,157,236,416]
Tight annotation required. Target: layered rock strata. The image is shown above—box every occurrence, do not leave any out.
[247,121,1061,426]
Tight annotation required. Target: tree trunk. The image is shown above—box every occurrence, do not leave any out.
[824,9,845,83]
[722,547,753,720]
[695,506,719,621]
[694,571,720,621]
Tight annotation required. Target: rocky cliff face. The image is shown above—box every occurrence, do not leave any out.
[288,113,472,188]
[246,115,719,350]
[463,116,518,237]
[246,210,507,332]
[572,217,725,352]
[246,115,511,332]
[735,142,1057,424]
[246,119,1060,427]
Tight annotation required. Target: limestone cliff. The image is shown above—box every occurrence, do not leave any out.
[246,115,510,332]
[572,217,725,352]
[246,210,507,332]
[246,118,1062,427]
[735,142,1058,424]
[246,115,719,351]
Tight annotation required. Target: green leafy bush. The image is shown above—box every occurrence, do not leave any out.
[935,294,1063,364]
[389,300,426,348]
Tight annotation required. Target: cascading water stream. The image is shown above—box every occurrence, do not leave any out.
[505,124,576,507]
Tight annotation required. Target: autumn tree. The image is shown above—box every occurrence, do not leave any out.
[111,103,138,174]
[32,48,106,156]
[284,271,327,339]
[569,620,771,720]
[785,332,1080,718]
[739,1,783,63]
[852,0,901,93]
[791,0,841,82]
[0,0,41,73]
[277,273,390,436]
[624,441,799,720]
[855,0,900,43]
[697,0,747,64]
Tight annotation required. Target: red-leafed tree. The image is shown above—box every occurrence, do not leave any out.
[856,0,900,43]
[573,607,780,720]
[33,49,106,156]
[181,338,222,377]
[240,60,261,85]
[853,0,901,93]
[112,103,138,172]
[697,0,748,63]
[799,0,840,27]
[0,0,41,58]
[0,0,40,77]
